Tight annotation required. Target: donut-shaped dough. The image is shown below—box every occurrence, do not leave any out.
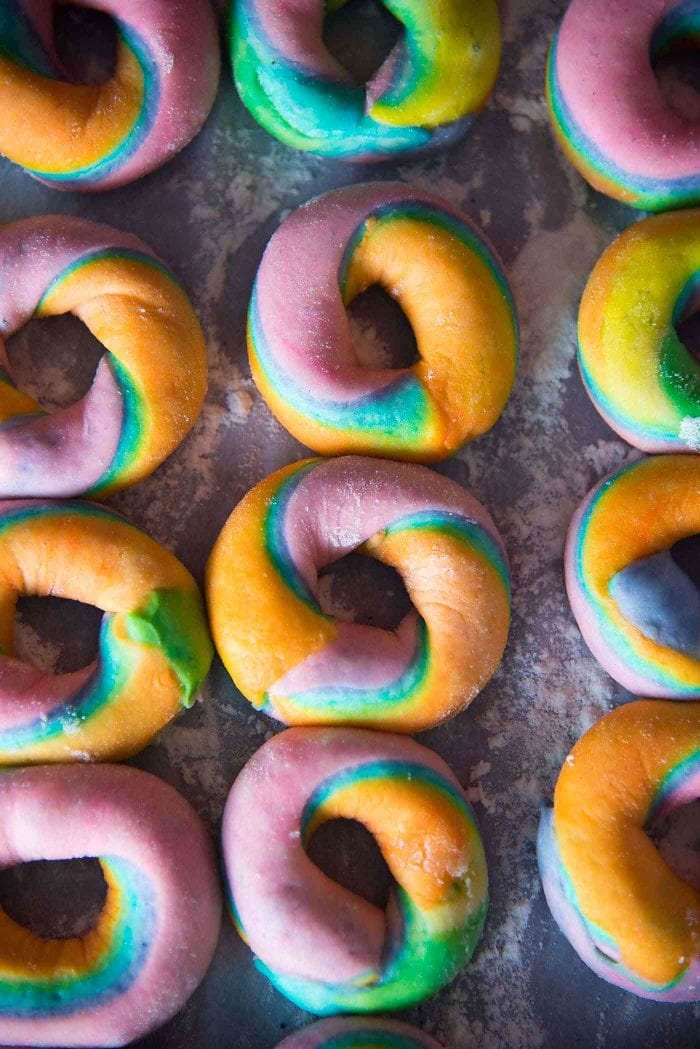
[548,0,700,210]
[0,0,220,191]
[206,456,510,732]
[0,499,213,765]
[223,728,488,1014]
[538,700,700,1001]
[276,1017,444,1049]
[566,455,700,697]
[249,184,517,461]
[0,763,221,1046]
[579,211,700,453]
[0,215,208,498]
[231,1,501,161]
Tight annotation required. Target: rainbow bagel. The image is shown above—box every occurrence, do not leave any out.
[0,215,208,498]
[223,727,488,1014]
[0,763,221,1046]
[206,456,510,733]
[249,183,517,461]
[579,211,700,453]
[0,0,220,190]
[547,0,700,210]
[276,1017,443,1049]
[566,455,700,697]
[230,1,501,161]
[0,499,212,765]
[538,700,700,1001]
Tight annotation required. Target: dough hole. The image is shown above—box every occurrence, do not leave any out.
[0,858,107,939]
[318,551,412,630]
[655,48,700,122]
[647,798,700,891]
[15,595,102,674]
[306,817,392,909]
[7,313,105,412]
[323,0,402,86]
[54,4,117,85]
[348,285,419,371]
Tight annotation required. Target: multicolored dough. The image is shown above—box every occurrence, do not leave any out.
[0,499,213,765]
[538,700,700,1001]
[249,183,517,461]
[578,211,700,452]
[206,456,510,732]
[276,1017,444,1049]
[548,0,700,210]
[566,455,700,697]
[0,215,208,498]
[0,0,220,190]
[223,727,488,1014]
[231,1,501,161]
[0,763,221,1046]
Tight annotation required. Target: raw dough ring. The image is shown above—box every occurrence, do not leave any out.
[0,215,208,498]
[538,700,700,1001]
[548,0,700,210]
[249,183,517,462]
[0,763,221,1046]
[578,210,700,453]
[566,454,700,697]
[223,727,488,1014]
[276,1017,444,1048]
[206,456,510,733]
[231,0,501,161]
[0,498,213,765]
[0,0,220,190]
